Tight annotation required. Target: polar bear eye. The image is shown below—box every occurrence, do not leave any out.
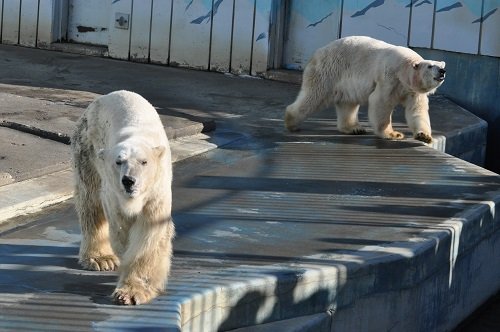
[141,160,148,166]
[427,65,432,69]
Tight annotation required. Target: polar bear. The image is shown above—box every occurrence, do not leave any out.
[71,90,174,305]
[285,36,446,143]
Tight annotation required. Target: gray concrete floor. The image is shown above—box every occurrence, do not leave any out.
[0,44,498,331]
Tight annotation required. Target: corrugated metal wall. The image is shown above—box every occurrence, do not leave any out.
[283,0,499,70]
[0,0,272,76]
[106,0,272,75]
[0,0,498,74]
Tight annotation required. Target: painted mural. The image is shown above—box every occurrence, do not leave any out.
[282,0,342,70]
[342,0,411,46]
[282,0,499,68]
[0,0,498,73]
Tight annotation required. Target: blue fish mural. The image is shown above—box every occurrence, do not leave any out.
[307,12,334,27]
[436,1,463,12]
[472,8,498,23]
[190,0,224,24]
[351,0,385,18]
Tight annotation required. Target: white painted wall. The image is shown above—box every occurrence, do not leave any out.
[108,0,132,60]
[130,0,152,62]
[19,0,39,47]
[282,0,342,70]
[2,0,21,45]
[170,0,211,69]
[341,0,410,46]
[480,0,500,57]
[0,0,498,75]
[67,0,110,46]
[150,0,173,64]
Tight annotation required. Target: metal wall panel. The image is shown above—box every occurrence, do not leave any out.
[170,0,211,69]
[67,0,109,45]
[409,0,435,48]
[67,0,110,46]
[130,0,152,62]
[231,0,254,74]
[37,0,54,47]
[341,0,410,46]
[19,0,39,47]
[2,0,21,45]
[109,0,133,60]
[251,0,272,75]
[282,0,342,70]
[433,0,482,54]
[150,0,173,64]
[480,0,500,57]
[0,0,3,39]
[210,0,234,72]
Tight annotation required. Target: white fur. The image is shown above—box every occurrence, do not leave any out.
[285,36,446,143]
[71,90,174,305]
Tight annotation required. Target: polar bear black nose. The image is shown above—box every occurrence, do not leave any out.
[439,68,446,74]
[122,175,136,188]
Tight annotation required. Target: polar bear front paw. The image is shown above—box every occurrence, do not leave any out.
[414,132,432,143]
[80,255,120,271]
[386,131,405,140]
[284,111,301,132]
[113,285,158,305]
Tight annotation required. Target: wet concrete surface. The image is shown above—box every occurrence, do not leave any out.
[0,44,498,331]
[1,135,499,331]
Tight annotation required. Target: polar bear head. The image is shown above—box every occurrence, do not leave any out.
[411,60,446,93]
[98,140,165,201]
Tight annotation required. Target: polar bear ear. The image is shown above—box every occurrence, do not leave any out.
[153,146,166,159]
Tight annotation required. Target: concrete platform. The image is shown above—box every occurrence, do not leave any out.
[1,138,499,331]
[0,44,497,331]
[0,88,215,182]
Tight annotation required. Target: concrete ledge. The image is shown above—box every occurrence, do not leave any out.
[0,131,241,225]
[1,140,499,331]
[0,169,73,224]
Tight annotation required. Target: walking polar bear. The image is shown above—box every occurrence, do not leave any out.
[285,36,446,143]
[71,90,174,305]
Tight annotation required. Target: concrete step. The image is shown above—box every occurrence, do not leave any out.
[0,87,216,185]
[0,130,241,224]
[1,138,499,331]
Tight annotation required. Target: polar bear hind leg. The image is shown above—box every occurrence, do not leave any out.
[285,61,330,132]
[285,87,328,132]
[335,102,366,134]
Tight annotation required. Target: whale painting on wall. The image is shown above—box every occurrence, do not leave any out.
[341,0,411,46]
[282,0,342,70]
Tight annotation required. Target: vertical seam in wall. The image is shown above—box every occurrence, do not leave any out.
[338,0,344,38]
[128,0,134,61]
[208,0,214,71]
[407,0,413,47]
[167,0,173,64]
[229,0,235,73]
[148,0,154,62]
[477,0,484,55]
[1,0,4,42]
[64,0,69,42]
[35,0,39,47]
[431,0,437,49]
[17,0,22,44]
[249,0,256,75]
